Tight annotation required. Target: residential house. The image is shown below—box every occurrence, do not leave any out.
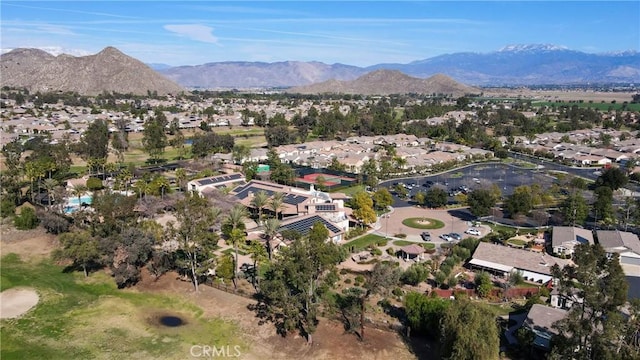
[551,226,594,257]
[596,230,640,266]
[521,304,568,351]
[186,173,245,195]
[468,242,570,284]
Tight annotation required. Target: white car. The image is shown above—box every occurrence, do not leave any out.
[465,228,481,236]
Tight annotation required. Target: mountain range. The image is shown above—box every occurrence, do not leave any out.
[159,44,640,88]
[290,71,479,96]
[0,47,184,95]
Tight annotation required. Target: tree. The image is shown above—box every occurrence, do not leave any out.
[424,188,448,208]
[372,188,393,211]
[216,253,235,286]
[262,218,280,261]
[232,144,251,164]
[359,262,401,339]
[247,239,267,288]
[551,244,629,359]
[259,222,343,344]
[474,271,493,298]
[269,192,285,220]
[142,113,168,163]
[171,193,220,292]
[467,188,497,217]
[505,185,533,218]
[560,192,589,226]
[401,263,430,285]
[56,231,100,277]
[225,204,248,289]
[596,167,628,190]
[404,292,450,337]
[77,119,109,163]
[440,299,500,360]
[593,186,614,226]
[251,190,269,225]
[42,178,58,209]
[351,191,377,227]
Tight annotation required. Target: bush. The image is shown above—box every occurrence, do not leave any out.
[371,248,382,256]
[394,233,407,238]
[39,211,71,234]
[354,275,365,283]
[340,269,348,275]
[386,247,396,256]
[86,177,103,190]
[345,227,366,240]
[0,199,16,218]
[14,207,39,230]
[344,278,352,284]
[376,239,388,247]
[392,287,404,297]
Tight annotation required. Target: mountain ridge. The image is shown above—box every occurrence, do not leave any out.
[0,47,184,95]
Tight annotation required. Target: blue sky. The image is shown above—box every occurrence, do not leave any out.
[2,1,639,66]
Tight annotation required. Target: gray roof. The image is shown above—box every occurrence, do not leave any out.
[551,226,594,248]
[471,242,570,276]
[524,304,568,336]
[596,230,640,254]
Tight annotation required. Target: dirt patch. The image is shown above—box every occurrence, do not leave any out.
[0,288,39,319]
[135,269,418,360]
[0,225,57,260]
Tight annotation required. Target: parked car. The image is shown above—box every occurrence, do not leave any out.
[449,233,462,241]
[421,232,431,241]
[465,228,481,236]
[440,234,452,241]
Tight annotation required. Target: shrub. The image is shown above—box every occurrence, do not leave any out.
[376,239,388,247]
[386,247,396,256]
[39,211,71,234]
[14,207,39,230]
[354,275,365,283]
[340,269,348,275]
[392,287,404,297]
[344,278,352,284]
[371,248,382,256]
[86,177,103,190]
[0,199,16,218]
[394,233,407,238]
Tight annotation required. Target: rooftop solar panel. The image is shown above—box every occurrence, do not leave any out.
[279,215,341,236]
[315,204,336,211]
[284,194,308,205]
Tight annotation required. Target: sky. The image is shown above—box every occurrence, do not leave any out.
[1,1,639,67]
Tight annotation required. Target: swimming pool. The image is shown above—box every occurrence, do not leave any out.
[64,195,93,213]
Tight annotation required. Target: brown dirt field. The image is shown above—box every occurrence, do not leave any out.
[0,224,57,260]
[135,269,419,360]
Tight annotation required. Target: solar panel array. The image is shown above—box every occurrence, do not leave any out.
[279,215,341,235]
[315,204,336,211]
[283,194,308,205]
[197,173,243,186]
[234,185,277,199]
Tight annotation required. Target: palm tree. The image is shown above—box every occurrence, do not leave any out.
[175,168,187,192]
[250,190,269,225]
[269,192,285,220]
[42,178,58,209]
[70,184,88,209]
[225,204,248,289]
[262,218,281,261]
[247,239,267,289]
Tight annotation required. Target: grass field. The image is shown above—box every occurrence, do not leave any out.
[401,217,445,230]
[0,254,244,360]
[393,240,435,249]
[342,234,386,251]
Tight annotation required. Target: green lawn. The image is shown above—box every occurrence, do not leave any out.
[402,217,445,229]
[343,234,386,252]
[333,184,365,196]
[507,238,528,247]
[393,240,435,249]
[0,254,245,360]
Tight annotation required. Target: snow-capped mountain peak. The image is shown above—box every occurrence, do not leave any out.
[499,44,569,52]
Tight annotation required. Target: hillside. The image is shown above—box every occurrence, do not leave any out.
[159,61,364,89]
[0,47,185,95]
[289,70,479,96]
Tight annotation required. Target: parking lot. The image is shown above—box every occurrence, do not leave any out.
[377,206,490,245]
[380,163,557,208]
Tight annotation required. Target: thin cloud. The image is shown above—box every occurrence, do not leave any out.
[2,3,140,19]
[164,24,219,44]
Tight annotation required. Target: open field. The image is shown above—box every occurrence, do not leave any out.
[483,89,638,104]
[0,227,418,360]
